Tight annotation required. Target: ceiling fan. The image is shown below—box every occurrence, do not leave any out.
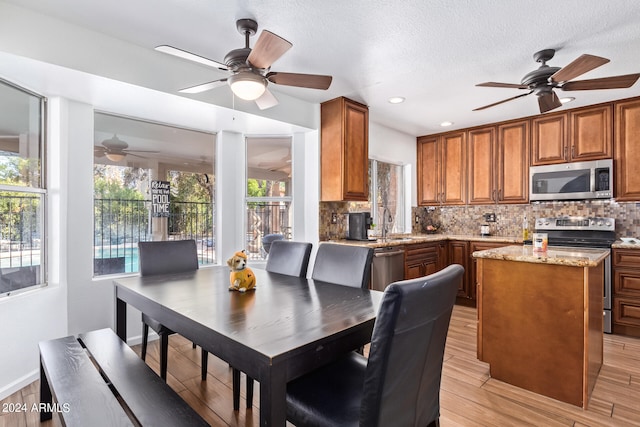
[155,18,333,110]
[94,135,159,162]
[474,49,640,114]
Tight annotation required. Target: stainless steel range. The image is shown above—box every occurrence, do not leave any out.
[534,216,616,333]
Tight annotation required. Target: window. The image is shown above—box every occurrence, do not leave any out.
[245,137,292,260]
[93,113,215,276]
[0,78,46,296]
[371,160,406,235]
[351,160,406,235]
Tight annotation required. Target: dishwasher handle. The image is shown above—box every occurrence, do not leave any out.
[374,249,405,257]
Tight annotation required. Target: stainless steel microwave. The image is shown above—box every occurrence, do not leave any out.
[529,159,613,201]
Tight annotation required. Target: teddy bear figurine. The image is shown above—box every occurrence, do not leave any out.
[227,249,256,292]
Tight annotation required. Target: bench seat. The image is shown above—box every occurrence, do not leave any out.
[39,328,209,426]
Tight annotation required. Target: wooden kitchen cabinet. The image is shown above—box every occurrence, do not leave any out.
[468,120,529,204]
[404,242,442,280]
[531,112,567,165]
[417,131,466,206]
[469,241,512,305]
[448,241,471,305]
[531,105,612,166]
[614,98,640,201]
[612,248,640,337]
[320,97,369,201]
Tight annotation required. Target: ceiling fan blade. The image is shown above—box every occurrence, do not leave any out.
[550,54,609,83]
[561,73,640,91]
[538,91,562,113]
[179,78,227,94]
[472,91,533,111]
[155,45,228,70]
[247,30,292,69]
[255,88,279,110]
[266,72,332,89]
[125,149,161,154]
[476,82,529,89]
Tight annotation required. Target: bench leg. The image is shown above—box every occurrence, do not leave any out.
[39,360,52,422]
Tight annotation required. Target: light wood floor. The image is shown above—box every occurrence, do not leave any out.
[3,305,640,426]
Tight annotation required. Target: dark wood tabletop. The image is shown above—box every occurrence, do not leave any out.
[114,265,383,426]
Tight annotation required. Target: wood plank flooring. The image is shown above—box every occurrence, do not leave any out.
[2,305,640,426]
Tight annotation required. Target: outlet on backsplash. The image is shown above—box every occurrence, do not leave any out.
[484,213,496,222]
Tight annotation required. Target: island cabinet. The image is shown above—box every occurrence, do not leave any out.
[404,242,445,280]
[531,104,612,166]
[475,245,606,409]
[468,120,529,205]
[320,97,369,201]
[612,248,640,337]
[417,131,466,206]
[614,98,640,201]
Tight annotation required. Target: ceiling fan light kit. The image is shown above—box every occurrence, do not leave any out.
[228,72,266,100]
[105,152,126,162]
[156,18,332,109]
[474,48,640,114]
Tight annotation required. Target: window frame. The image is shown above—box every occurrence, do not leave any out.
[0,78,47,296]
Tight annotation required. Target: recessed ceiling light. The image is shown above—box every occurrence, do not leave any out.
[388,97,405,104]
[440,121,454,127]
[560,97,575,104]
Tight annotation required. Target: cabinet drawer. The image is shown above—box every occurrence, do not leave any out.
[613,297,640,327]
[614,269,640,297]
[613,249,640,268]
[405,244,437,262]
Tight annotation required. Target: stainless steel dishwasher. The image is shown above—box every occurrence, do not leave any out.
[371,246,405,291]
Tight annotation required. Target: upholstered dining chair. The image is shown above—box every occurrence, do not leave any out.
[311,243,374,289]
[265,240,313,277]
[286,264,463,427]
[137,240,208,382]
[234,240,313,410]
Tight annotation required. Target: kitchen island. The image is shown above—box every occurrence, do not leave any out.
[473,245,609,408]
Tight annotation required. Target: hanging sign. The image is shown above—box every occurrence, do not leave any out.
[151,180,170,217]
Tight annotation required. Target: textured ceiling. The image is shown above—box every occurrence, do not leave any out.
[3,0,640,136]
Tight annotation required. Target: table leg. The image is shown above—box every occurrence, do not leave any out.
[260,366,287,426]
[39,359,52,422]
[115,295,127,341]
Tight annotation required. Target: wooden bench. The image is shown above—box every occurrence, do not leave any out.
[39,328,209,426]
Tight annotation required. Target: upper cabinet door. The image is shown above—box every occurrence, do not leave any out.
[531,113,568,165]
[615,99,640,201]
[570,105,612,162]
[468,127,496,205]
[417,136,439,205]
[343,101,369,200]
[441,132,467,205]
[320,97,369,201]
[497,120,530,203]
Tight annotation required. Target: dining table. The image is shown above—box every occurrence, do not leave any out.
[114,265,384,426]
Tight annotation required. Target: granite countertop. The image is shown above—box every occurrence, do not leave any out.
[612,240,640,250]
[472,245,610,267]
[328,234,522,249]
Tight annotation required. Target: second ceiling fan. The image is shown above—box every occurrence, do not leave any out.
[474,49,640,113]
[156,18,332,110]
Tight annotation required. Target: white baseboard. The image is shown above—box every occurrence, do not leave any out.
[0,370,39,401]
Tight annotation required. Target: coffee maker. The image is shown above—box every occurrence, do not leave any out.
[346,212,372,241]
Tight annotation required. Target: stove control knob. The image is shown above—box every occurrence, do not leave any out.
[597,220,604,226]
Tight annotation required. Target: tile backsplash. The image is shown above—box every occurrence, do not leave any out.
[412,200,640,238]
[318,200,640,240]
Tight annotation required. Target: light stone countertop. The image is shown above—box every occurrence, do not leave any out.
[327,234,521,249]
[612,240,640,250]
[471,245,610,267]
